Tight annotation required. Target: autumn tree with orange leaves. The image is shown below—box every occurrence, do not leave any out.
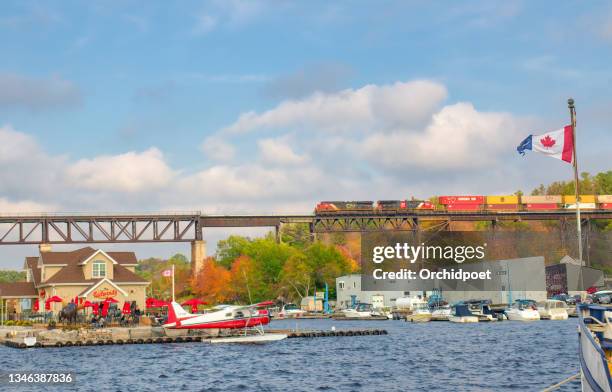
[190,257,231,303]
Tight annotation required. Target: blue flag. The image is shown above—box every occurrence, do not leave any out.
[516,135,532,156]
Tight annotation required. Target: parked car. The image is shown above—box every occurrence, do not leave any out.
[591,291,612,304]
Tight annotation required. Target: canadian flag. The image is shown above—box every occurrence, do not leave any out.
[162,269,173,277]
[517,125,574,164]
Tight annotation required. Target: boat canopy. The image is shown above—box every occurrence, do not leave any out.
[453,304,474,317]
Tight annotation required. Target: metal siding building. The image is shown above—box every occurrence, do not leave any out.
[441,256,547,305]
[335,274,405,309]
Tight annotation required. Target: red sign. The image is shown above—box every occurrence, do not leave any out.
[93,288,118,298]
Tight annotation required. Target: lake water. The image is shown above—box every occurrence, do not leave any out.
[0,318,580,392]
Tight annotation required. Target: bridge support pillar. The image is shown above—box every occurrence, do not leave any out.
[191,240,206,277]
[39,243,52,253]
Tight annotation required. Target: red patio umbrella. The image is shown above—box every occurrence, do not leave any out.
[104,297,119,303]
[122,302,131,314]
[181,298,207,313]
[33,299,39,312]
[146,298,167,308]
[92,303,99,315]
[45,296,62,311]
[83,300,93,308]
[101,302,110,317]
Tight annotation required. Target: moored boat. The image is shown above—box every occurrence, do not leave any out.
[537,299,569,320]
[449,304,478,323]
[505,299,540,321]
[340,303,376,318]
[578,304,612,391]
[431,305,451,321]
[464,299,498,322]
[405,304,432,323]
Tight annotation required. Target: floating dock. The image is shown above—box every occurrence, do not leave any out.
[1,328,388,349]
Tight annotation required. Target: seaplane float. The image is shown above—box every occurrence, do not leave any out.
[163,300,287,343]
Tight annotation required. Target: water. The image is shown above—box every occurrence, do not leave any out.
[0,318,581,392]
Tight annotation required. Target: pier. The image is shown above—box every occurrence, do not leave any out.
[1,326,388,349]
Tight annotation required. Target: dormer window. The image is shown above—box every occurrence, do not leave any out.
[92,261,106,278]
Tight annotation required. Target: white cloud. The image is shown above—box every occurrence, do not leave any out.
[0,124,66,199]
[0,198,55,214]
[0,81,539,218]
[222,80,447,134]
[66,148,175,193]
[202,136,236,162]
[0,73,82,110]
[360,102,519,170]
[0,124,40,161]
[258,138,307,166]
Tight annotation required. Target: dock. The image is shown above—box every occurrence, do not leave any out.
[1,327,388,349]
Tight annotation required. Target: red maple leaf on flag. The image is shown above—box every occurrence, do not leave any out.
[540,135,556,148]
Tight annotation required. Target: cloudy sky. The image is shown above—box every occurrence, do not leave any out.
[1,1,611,268]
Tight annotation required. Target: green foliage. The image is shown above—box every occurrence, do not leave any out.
[136,253,191,299]
[209,234,353,303]
[280,223,312,248]
[531,171,612,195]
[216,235,251,268]
[0,270,26,283]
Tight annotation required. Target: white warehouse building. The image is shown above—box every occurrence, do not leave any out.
[335,274,407,309]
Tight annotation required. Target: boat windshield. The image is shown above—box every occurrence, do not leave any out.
[356,303,372,311]
[284,304,299,310]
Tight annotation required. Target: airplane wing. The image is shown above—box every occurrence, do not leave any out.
[231,300,275,311]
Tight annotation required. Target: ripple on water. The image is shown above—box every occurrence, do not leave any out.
[0,319,581,392]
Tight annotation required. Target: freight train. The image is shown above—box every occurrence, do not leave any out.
[314,195,612,214]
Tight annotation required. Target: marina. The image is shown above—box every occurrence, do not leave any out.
[0,317,581,391]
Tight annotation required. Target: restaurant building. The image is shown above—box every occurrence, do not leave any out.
[0,246,149,315]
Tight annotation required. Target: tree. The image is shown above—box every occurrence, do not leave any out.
[191,257,231,303]
[136,253,192,299]
[280,223,312,248]
[280,253,312,300]
[0,270,26,283]
[216,235,251,269]
[229,255,268,303]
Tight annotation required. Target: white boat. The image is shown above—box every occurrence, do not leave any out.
[449,304,478,323]
[277,303,306,318]
[537,299,569,320]
[210,333,288,344]
[23,336,37,347]
[506,300,540,321]
[341,303,375,318]
[405,304,432,323]
[578,305,612,391]
[431,305,451,321]
[465,300,498,322]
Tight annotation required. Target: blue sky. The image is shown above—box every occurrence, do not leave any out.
[1,0,611,267]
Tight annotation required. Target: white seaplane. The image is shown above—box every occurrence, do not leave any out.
[163,300,287,343]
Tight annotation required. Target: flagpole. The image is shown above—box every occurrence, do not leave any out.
[172,264,175,302]
[568,98,585,296]
[568,98,582,265]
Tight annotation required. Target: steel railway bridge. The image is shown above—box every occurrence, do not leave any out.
[1,210,610,272]
[0,210,610,245]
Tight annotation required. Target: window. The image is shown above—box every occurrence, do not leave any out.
[92,261,106,278]
[339,281,345,290]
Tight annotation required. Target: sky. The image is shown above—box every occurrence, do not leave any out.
[1,0,611,268]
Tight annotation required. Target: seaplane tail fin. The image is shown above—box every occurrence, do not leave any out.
[164,301,192,327]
